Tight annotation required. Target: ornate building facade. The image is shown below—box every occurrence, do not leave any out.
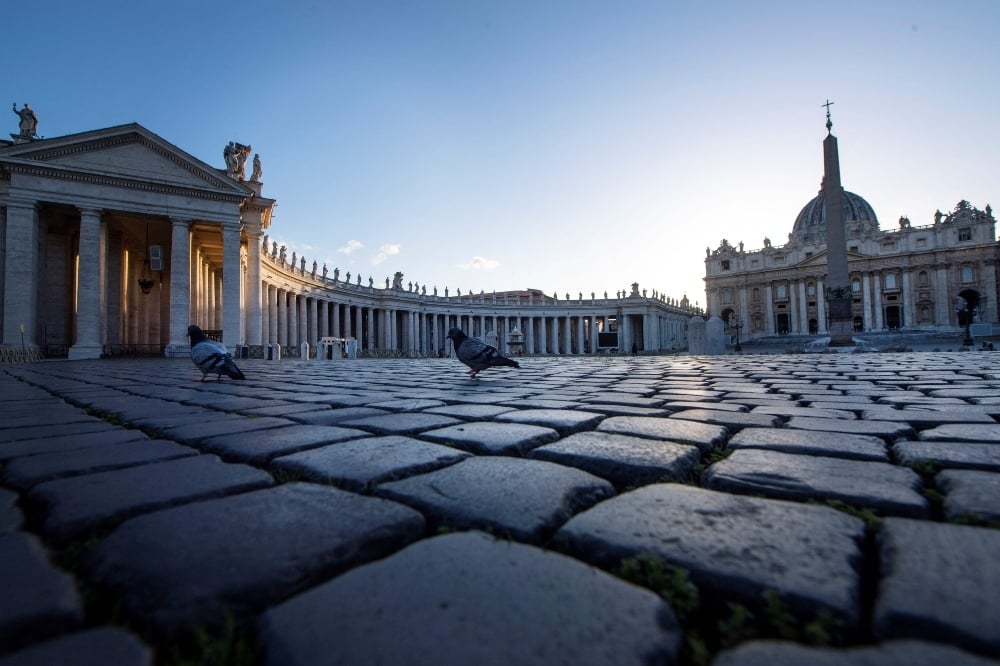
[705,133,998,340]
[0,122,698,362]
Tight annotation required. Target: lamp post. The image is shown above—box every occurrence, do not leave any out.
[732,315,743,353]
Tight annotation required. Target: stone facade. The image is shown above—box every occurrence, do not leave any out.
[705,132,998,340]
[0,123,699,361]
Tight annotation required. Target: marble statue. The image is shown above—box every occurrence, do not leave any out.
[12,103,38,139]
[251,154,262,181]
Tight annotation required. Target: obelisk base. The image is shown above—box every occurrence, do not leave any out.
[826,297,855,347]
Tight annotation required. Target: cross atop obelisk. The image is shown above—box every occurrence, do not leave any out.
[822,99,834,134]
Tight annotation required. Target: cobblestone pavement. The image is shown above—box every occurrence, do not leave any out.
[1,353,999,665]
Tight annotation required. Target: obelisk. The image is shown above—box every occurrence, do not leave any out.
[821,101,854,346]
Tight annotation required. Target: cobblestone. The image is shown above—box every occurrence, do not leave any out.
[2,353,1000,663]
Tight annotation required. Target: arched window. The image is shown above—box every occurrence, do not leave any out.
[884,273,898,289]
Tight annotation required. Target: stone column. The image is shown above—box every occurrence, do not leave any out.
[300,296,311,346]
[222,223,241,349]
[69,208,104,359]
[872,273,884,330]
[277,290,287,346]
[934,264,950,325]
[860,273,872,330]
[317,300,327,339]
[245,224,262,346]
[260,282,270,345]
[190,248,199,326]
[798,280,809,334]
[362,307,370,350]
[331,301,340,338]
[590,316,599,354]
[982,261,998,323]
[267,285,277,343]
[165,218,191,356]
[816,278,827,333]
[538,317,547,354]
[307,298,316,345]
[289,294,300,348]
[764,284,774,335]
[901,269,915,327]
[343,304,353,342]
[105,232,123,346]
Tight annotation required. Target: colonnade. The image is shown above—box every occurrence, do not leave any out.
[242,254,695,357]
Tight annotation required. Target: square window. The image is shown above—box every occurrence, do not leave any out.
[959,228,972,242]
[721,260,731,270]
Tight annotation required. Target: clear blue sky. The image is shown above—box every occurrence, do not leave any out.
[7,0,998,308]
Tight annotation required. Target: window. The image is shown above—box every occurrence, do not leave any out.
[722,288,732,304]
[774,256,785,265]
[918,271,929,287]
[959,228,972,242]
[849,245,859,252]
[776,284,787,299]
[721,260,730,270]
[807,282,816,297]
[852,279,861,293]
[884,273,898,289]
[917,238,927,248]
[961,266,975,283]
[752,287,760,303]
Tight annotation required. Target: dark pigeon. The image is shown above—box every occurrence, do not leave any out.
[446,327,520,378]
[188,325,245,382]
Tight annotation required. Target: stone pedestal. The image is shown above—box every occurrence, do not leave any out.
[826,290,855,347]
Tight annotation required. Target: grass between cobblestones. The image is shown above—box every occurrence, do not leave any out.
[615,552,843,666]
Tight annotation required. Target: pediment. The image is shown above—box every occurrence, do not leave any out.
[0,123,251,199]
[793,248,865,269]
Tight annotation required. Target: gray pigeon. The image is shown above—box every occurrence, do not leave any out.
[188,325,246,382]
[446,327,520,378]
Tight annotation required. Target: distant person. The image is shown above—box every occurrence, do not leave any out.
[631,342,638,357]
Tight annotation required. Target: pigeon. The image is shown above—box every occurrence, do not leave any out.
[188,325,246,382]
[446,327,520,378]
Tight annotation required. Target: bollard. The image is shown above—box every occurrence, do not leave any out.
[300,341,310,361]
[266,342,282,361]
[345,338,358,359]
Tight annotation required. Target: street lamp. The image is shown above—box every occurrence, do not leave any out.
[732,315,743,353]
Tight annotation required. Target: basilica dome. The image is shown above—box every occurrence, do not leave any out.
[791,190,879,244]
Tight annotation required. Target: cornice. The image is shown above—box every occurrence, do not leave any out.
[3,162,247,204]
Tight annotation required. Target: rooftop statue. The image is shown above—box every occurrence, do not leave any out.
[224,141,252,180]
[12,103,38,140]
[251,153,262,181]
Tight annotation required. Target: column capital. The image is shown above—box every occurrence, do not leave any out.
[170,217,192,228]
[2,196,40,212]
[77,206,104,218]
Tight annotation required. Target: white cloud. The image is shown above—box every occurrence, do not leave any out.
[372,243,401,265]
[337,239,363,254]
[456,256,501,271]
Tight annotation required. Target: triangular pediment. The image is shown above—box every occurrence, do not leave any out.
[792,248,867,269]
[0,123,251,199]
